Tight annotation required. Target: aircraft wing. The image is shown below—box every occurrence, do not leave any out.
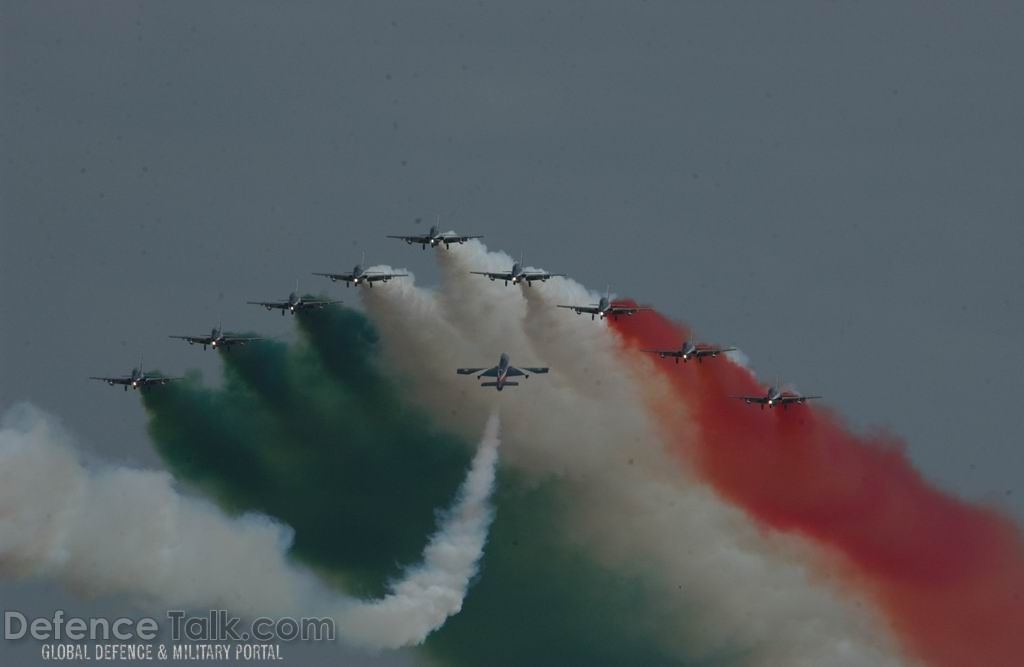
[607,304,648,315]
[387,234,430,244]
[142,376,179,385]
[247,300,288,310]
[504,366,549,377]
[221,335,262,344]
[438,234,483,244]
[730,395,767,403]
[522,271,564,282]
[301,298,343,307]
[170,335,210,345]
[641,348,680,357]
[364,272,409,282]
[313,271,356,282]
[470,271,512,281]
[557,304,601,315]
[90,375,132,385]
[457,366,495,376]
[693,346,736,357]
[780,394,821,403]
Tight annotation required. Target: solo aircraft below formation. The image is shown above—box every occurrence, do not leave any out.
[170,326,262,351]
[248,287,341,315]
[313,260,408,288]
[457,353,549,391]
[470,258,564,287]
[90,357,178,391]
[642,340,737,364]
[387,222,483,249]
[557,289,648,320]
[731,385,822,409]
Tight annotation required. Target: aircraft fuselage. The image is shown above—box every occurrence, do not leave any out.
[495,353,511,389]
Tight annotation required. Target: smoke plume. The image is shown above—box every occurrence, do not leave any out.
[0,402,500,649]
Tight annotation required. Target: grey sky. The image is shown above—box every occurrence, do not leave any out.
[2,2,1023,665]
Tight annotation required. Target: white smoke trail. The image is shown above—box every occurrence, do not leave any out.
[724,347,751,369]
[359,242,908,667]
[0,403,318,614]
[435,245,529,345]
[334,411,500,649]
[0,402,500,649]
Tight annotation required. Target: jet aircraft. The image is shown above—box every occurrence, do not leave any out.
[248,289,341,315]
[456,353,549,391]
[313,259,407,287]
[642,340,736,364]
[470,257,564,286]
[90,357,178,391]
[557,288,647,320]
[387,220,482,249]
[731,385,821,409]
[170,326,261,351]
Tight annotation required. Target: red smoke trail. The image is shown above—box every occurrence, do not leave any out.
[610,308,1024,667]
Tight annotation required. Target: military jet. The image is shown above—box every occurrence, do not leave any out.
[248,287,341,315]
[313,258,407,288]
[470,257,564,286]
[457,353,549,391]
[731,384,821,409]
[557,288,648,320]
[387,219,482,249]
[90,356,178,392]
[170,325,262,351]
[642,340,736,364]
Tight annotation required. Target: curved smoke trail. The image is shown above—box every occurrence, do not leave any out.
[0,402,501,649]
[334,412,500,649]
[609,308,1024,667]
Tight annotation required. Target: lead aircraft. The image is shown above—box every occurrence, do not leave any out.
[457,353,549,391]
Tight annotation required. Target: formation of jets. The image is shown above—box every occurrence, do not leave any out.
[91,224,820,408]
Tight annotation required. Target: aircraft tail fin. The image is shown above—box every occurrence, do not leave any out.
[481,381,519,388]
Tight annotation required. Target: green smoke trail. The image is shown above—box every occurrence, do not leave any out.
[141,305,733,664]
[143,307,472,597]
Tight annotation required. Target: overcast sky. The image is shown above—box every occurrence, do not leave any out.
[3,2,1023,665]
